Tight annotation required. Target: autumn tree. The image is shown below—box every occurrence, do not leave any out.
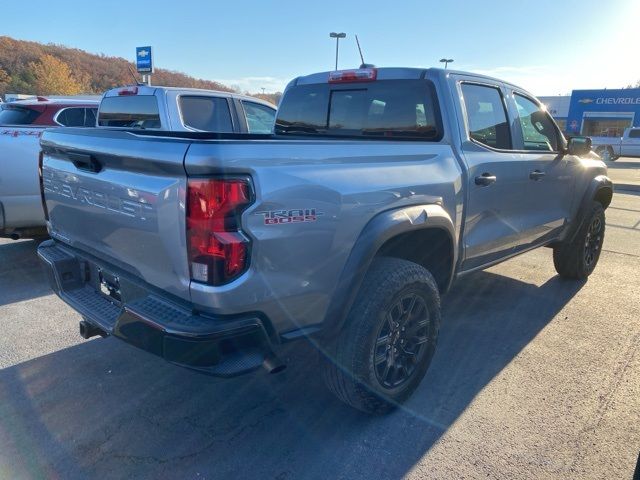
[26,54,88,95]
[0,67,9,94]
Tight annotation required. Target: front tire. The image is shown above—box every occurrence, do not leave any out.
[322,257,441,414]
[553,201,605,279]
[597,146,616,162]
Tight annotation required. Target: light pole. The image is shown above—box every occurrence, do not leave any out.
[439,58,454,69]
[261,87,265,95]
[330,32,346,70]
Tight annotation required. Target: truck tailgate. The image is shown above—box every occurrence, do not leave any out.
[40,128,192,300]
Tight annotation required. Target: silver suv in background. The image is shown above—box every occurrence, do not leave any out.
[98,86,276,133]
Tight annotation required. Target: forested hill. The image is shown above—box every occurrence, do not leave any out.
[0,36,235,96]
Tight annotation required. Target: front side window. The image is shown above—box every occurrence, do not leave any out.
[628,129,640,138]
[461,83,511,150]
[242,101,275,133]
[179,96,233,132]
[514,94,559,151]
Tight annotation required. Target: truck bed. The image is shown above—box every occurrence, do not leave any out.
[40,127,463,333]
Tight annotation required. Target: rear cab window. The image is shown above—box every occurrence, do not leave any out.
[179,96,233,132]
[98,95,161,129]
[275,79,441,140]
[0,105,41,125]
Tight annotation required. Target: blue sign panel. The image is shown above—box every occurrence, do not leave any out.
[566,88,640,135]
[136,46,153,73]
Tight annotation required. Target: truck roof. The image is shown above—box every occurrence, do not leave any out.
[9,97,100,106]
[291,67,531,93]
[103,85,276,109]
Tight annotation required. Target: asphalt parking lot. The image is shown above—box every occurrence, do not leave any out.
[1,162,639,480]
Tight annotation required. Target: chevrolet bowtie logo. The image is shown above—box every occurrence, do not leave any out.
[578,98,594,104]
[138,49,149,58]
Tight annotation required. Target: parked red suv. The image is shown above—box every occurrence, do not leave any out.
[0,97,99,127]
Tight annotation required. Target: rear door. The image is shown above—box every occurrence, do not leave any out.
[456,79,533,271]
[41,129,192,300]
[508,91,576,245]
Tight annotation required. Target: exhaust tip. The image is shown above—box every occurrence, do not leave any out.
[262,354,286,374]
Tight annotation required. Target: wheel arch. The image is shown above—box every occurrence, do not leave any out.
[321,204,457,338]
[568,175,612,242]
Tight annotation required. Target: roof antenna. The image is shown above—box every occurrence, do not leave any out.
[127,65,144,86]
[356,35,375,69]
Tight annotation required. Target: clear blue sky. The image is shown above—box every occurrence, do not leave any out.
[2,0,638,94]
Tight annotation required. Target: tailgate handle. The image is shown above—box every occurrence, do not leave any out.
[70,153,102,173]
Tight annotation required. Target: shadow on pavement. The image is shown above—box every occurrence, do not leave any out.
[0,240,51,307]
[606,160,640,170]
[0,271,585,479]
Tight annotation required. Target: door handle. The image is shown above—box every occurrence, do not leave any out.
[529,170,546,181]
[475,173,497,186]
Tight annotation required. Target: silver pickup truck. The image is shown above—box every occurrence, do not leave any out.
[97,85,276,133]
[0,87,275,240]
[38,67,612,413]
[591,127,640,161]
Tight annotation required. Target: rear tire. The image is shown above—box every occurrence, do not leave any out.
[322,257,440,414]
[553,201,605,279]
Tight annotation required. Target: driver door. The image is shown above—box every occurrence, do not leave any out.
[507,92,577,246]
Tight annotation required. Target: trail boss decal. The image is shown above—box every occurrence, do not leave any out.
[254,208,324,225]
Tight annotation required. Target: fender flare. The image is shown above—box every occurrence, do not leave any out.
[569,175,612,242]
[320,204,457,338]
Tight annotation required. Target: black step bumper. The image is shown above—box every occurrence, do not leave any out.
[38,240,276,377]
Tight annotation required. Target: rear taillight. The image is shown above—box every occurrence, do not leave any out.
[328,68,377,83]
[187,178,253,286]
[38,151,49,221]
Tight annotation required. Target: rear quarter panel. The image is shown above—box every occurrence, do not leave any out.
[0,126,46,229]
[185,139,464,334]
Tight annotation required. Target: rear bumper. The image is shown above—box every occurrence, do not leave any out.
[38,240,277,377]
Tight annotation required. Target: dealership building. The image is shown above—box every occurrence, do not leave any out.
[540,88,640,137]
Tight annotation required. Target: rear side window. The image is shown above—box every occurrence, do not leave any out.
[98,96,161,128]
[56,108,86,127]
[179,96,233,132]
[629,129,640,138]
[0,105,41,125]
[461,83,511,150]
[242,101,275,133]
[275,80,441,140]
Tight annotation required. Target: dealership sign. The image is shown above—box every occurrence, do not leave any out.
[564,88,640,134]
[136,46,153,74]
[579,96,640,105]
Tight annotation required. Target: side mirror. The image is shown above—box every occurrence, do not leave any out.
[567,136,592,156]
